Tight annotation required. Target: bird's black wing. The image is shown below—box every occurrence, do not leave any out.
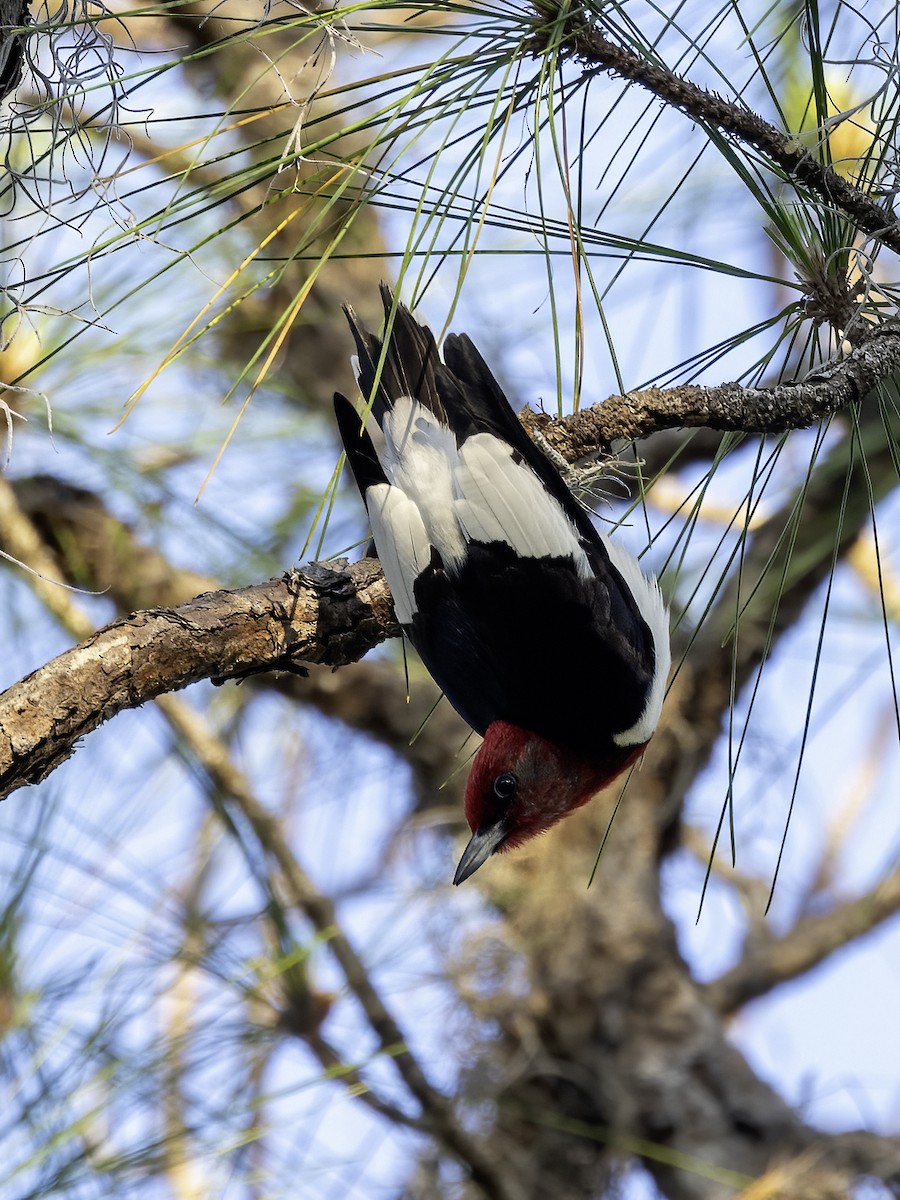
[440,330,658,685]
[411,541,654,754]
[335,289,665,753]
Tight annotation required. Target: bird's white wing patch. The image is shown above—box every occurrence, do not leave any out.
[604,535,670,746]
[454,434,591,575]
[380,398,466,570]
[366,483,431,625]
[364,401,607,622]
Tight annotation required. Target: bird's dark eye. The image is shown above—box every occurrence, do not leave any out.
[493,772,518,802]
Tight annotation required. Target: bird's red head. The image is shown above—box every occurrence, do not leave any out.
[454,720,645,884]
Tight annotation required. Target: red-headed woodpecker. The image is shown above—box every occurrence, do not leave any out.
[334,286,670,883]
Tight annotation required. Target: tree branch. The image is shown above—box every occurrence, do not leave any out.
[704,867,900,1016]
[533,4,900,257]
[0,560,397,801]
[157,693,517,1200]
[12,474,470,813]
[6,318,900,809]
[522,320,900,460]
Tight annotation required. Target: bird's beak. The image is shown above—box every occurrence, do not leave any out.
[453,823,507,885]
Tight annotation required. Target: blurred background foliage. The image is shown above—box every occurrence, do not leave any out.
[1,1,900,1197]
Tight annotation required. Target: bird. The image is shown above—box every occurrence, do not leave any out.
[334,285,670,884]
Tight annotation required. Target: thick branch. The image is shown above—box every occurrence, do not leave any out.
[704,868,900,1016]
[0,560,397,800]
[7,312,900,816]
[12,474,470,812]
[536,5,900,256]
[7,317,900,808]
[523,320,900,460]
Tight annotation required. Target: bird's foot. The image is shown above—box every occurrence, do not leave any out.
[531,428,641,511]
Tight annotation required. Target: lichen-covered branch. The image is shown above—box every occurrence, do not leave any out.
[523,320,900,461]
[0,560,397,800]
[11,474,470,812]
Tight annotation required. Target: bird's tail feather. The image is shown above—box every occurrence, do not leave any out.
[333,390,388,496]
[343,284,447,425]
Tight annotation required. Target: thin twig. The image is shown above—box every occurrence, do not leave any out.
[156,694,522,1200]
[534,5,900,256]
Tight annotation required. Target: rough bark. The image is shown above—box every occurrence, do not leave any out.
[0,560,396,798]
[12,474,471,812]
[6,331,897,808]
[521,319,900,459]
